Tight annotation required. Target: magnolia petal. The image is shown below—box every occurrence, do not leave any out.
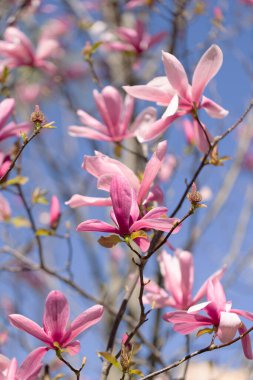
[66,305,103,343]
[83,154,140,192]
[201,96,229,119]
[65,340,80,356]
[9,314,51,345]
[163,311,213,334]
[192,45,223,104]
[18,347,47,380]
[138,141,167,204]
[77,109,105,132]
[162,51,190,101]
[0,98,15,128]
[161,94,179,118]
[66,194,112,208]
[77,220,118,233]
[176,249,194,308]
[110,176,133,234]
[69,126,112,141]
[123,84,173,105]
[43,290,70,342]
[217,311,241,343]
[238,323,253,359]
[136,114,178,143]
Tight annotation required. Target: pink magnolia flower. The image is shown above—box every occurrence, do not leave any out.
[0,27,60,74]
[66,140,167,209]
[124,45,228,142]
[77,175,180,252]
[69,86,156,142]
[9,290,104,356]
[0,99,31,142]
[0,348,46,380]
[163,278,253,359]
[49,195,61,230]
[107,20,167,56]
[143,249,224,310]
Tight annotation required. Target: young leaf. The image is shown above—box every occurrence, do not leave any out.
[97,352,121,369]
[98,235,122,248]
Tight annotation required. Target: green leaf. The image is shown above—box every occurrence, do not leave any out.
[97,352,121,369]
[42,121,56,129]
[91,41,103,53]
[10,216,30,228]
[98,235,122,248]
[196,327,214,337]
[2,176,28,187]
[130,230,147,241]
[35,229,55,236]
[31,188,48,205]
[129,369,144,376]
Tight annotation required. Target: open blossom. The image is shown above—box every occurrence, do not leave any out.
[0,27,60,74]
[124,45,228,142]
[9,290,104,356]
[0,348,46,380]
[66,140,167,209]
[107,20,167,56]
[68,86,156,142]
[77,175,180,252]
[143,249,225,310]
[163,278,253,359]
[0,98,31,142]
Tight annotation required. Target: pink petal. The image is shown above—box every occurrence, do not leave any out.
[65,305,103,343]
[6,358,18,379]
[0,98,15,128]
[36,38,59,60]
[192,45,223,104]
[217,311,241,343]
[188,301,212,313]
[138,141,167,204]
[192,266,225,305]
[77,220,118,233]
[18,347,47,380]
[176,249,194,308]
[201,96,229,118]
[77,109,106,132]
[207,278,226,310]
[131,217,180,233]
[4,27,34,62]
[110,176,133,234]
[66,194,112,208]
[0,121,31,141]
[121,94,134,135]
[162,51,190,101]
[43,290,70,343]
[130,107,157,134]
[163,311,213,334]
[136,114,178,142]
[69,126,112,141]
[141,207,168,219]
[123,82,174,105]
[65,340,80,356]
[238,323,253,359]
[231,309,253,322]
[9,314,51,345]
[83,154,140,193]
[161,94,179,118]
[134,236,150,252]
[192,119,213,153]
